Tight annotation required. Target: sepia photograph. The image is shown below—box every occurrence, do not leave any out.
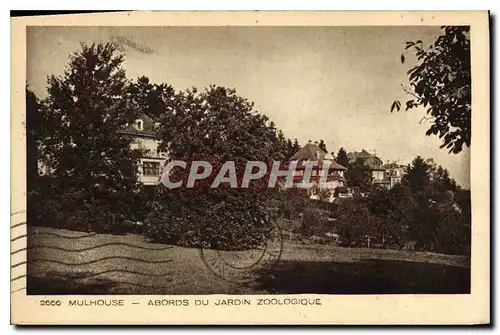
[10,11,490,325]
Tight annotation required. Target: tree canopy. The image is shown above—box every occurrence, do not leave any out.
[128,75,176,121]
[336,147,348,168]
[147,85,296,249]
[26,87,40,184]
[392,26,471,154]
[318,139,327,153]
[155,85,289,162]
[345,160,373,192]
[37,42,144,231]
[402,156,432,195]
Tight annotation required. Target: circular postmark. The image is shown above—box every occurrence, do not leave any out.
[199,212,284,284]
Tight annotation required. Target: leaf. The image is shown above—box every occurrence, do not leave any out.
[405,41,415,50]
[425,125,439,136]
[400,54,405,64]
[390,101,401,113]
[405,100,415,111]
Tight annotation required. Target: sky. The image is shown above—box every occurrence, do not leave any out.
[26,26,471,188]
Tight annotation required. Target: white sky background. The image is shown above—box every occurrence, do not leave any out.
[26,26,470,188]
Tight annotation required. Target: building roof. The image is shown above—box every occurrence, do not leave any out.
[290,141,325,161]
[347,150,385,171]
[383,162,400,169]
[347,149,373,161]
[325,160,348,171]
[290,141,347,170]
[118,113,157,138]
[383,164,407,177]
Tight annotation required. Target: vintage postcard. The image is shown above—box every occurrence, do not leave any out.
[11,11,490,325]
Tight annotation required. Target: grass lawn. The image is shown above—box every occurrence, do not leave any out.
[25,226,470,295]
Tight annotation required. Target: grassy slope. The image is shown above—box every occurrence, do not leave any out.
[26,226,470,295]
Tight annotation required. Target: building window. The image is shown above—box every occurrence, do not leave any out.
[143,161,160,176]
[136,119,144,131]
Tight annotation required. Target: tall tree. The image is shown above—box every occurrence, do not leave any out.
[284,138,301,160]
[318,139,327,153]
[276,129,289,160]
[157,86,286,161]
[285,138,294,159]
[149,85,287,249]
[42,42,142,230]
[402,156,432,195]
[345,160,373,192]
[391,26,471,154]
[431,165,459,197]
[336,147,349,167]
[26,87,41,185]
[291,138,301,154]
[128,76,176,120]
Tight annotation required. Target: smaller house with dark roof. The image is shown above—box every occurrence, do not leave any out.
[383,161,407,189]
[347,149,387,186]
[289,140,347,199]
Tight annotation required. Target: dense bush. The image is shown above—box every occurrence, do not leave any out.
[144,185,277,250]
[143,157,281,250]
[28,175,150,234]
[272,188,309,219]
[331,184,471,254]
[298,208,330,238]
[144,85,300,250]
[336,199,375,247]
[432,202,471,255]
[325,157,472,255]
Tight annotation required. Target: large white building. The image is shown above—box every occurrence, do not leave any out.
[38,113,167,186]
[118,113,166,185]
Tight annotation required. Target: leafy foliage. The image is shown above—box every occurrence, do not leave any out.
[34,43,144,231]
[26,88,40,185]
[336,199,375,247]
[291,154,471,255]
[127,76,176,121]
[335,147,348,168]
[402,156,432,194]
[334,155,470,254]
[284,138,301,160]
[392,26,471,154]
[318,139,327,153]
[145,185,277,250]
[297,208,331,239]
[156,86,288,161]
[145,86,294,249]
[345,160,373,191]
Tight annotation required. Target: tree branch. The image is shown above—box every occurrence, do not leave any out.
[400,83,420,99]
